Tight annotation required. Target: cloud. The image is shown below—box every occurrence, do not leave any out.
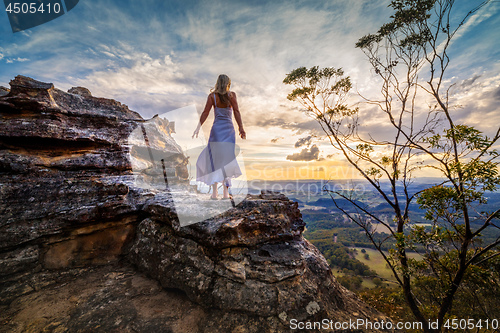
[446,1,499,46]
[493,86,500,101]
[294,135,313,148]
[286,144,323,161]
[0,0,390,121]
[1,0,498,175]
[451,72,500,133]
[271,136,284,143]
[254,116,322,134]
[81,53,189,95]
[5,57,30,63]
[460,75,482,89]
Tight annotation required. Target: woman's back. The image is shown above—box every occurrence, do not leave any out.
[193,74,245,194]
[213,92,232,109]
[213,92,233,121]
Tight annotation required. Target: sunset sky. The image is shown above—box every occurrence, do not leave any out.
[1,0,499,181]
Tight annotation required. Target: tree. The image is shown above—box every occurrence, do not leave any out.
[373,277,383,287]
[283,1,499,331]
[360,251,500,329]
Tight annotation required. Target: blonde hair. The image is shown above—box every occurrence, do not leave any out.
[211,74,231,105]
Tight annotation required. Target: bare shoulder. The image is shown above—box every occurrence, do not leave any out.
[207,92,215,102]
[228,91,237,99]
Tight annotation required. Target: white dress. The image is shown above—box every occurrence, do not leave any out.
[196,93,242,186]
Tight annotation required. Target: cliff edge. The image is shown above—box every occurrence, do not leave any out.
[0,76,390,332]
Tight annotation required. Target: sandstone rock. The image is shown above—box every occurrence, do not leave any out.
[0,76,187,275]
[0,86,9,97]
[0,264,206,333]
[141,191,305,248]
[128,192,390,332]
[128,115,188,182]
[68,86,92,97]
[0,246,40,277]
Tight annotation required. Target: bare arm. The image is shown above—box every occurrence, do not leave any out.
[192,94,214,138]
[229,92,246,139]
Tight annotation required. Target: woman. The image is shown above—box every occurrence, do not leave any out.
[192,74,246,199]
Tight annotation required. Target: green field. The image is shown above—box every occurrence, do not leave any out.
[332,247,422,288]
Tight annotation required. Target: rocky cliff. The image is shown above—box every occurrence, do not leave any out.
[0,76,390,332]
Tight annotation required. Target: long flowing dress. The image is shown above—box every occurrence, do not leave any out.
[196,93,242,187]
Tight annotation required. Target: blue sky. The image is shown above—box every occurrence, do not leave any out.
[1,0,499,180]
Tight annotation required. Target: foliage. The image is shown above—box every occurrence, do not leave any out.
[337,275,364,291]
[372,277,383,287]
[309,239,376,277]
[360,287,413,327]
[302,211,397,251]
[361,250,500,330]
